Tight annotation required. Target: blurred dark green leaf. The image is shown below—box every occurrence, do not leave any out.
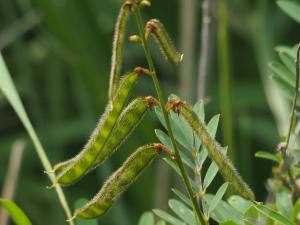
[255,151,280,163]
[277,0,300,23]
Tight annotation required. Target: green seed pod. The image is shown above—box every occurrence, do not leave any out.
[55,72,139,186]
[52,96,158,178]
[145,19,183,64]
[108,1,132,101]
[90,96,158,170]
[52,159,74,174]
[73,143,161,219]
[166,100,255,201]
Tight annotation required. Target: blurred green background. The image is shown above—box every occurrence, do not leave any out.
[0,0,299,224]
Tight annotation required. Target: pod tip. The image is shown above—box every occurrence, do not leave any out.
[134,66,153,77]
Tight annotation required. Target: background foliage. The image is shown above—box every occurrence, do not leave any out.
[0,0,299,224]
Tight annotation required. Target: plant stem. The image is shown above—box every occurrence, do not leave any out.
[133,4,207,225]
[198,0,212,100]
[0,54,74,225]
[31,133,75,225]
[196,0,212,207]
[217,0,235,162]
[179,0,196,102]
[281,44,300,198]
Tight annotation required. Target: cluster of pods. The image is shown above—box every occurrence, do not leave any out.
[49,0,254,221]
[49,0,183,220]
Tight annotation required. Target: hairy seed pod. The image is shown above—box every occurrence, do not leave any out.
[73,144,161,219]
[166,100,255,201]
[52,96,158,177]
[108,2,132,101]
[90,96,158,170]
[55,72,139,186]
[145,19,183,64]
[52,159,74,174]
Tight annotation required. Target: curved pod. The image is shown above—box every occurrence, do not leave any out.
[55,72,139,186]
[91,96,158,169]
[108,2,132,100]
[166,99,255,201]
[74,143,160,219]
[52,96,157,177]
[145,19,183,64]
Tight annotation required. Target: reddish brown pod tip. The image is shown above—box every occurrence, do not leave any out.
[134,66,153,77]
[145,19,183,64]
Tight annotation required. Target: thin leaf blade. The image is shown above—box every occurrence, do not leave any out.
[0,199,32,225]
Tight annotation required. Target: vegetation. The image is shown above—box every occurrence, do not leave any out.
[1,0,300,224]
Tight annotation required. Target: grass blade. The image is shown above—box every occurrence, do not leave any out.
[0,199,32,225]
[0,53,73,224]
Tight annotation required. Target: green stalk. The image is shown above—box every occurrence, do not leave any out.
[281,44,300,196]
[0,54,74,225]
[217,0,235,162]
[133,4,207,225]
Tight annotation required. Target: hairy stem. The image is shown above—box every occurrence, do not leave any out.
[133,4,207,225]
